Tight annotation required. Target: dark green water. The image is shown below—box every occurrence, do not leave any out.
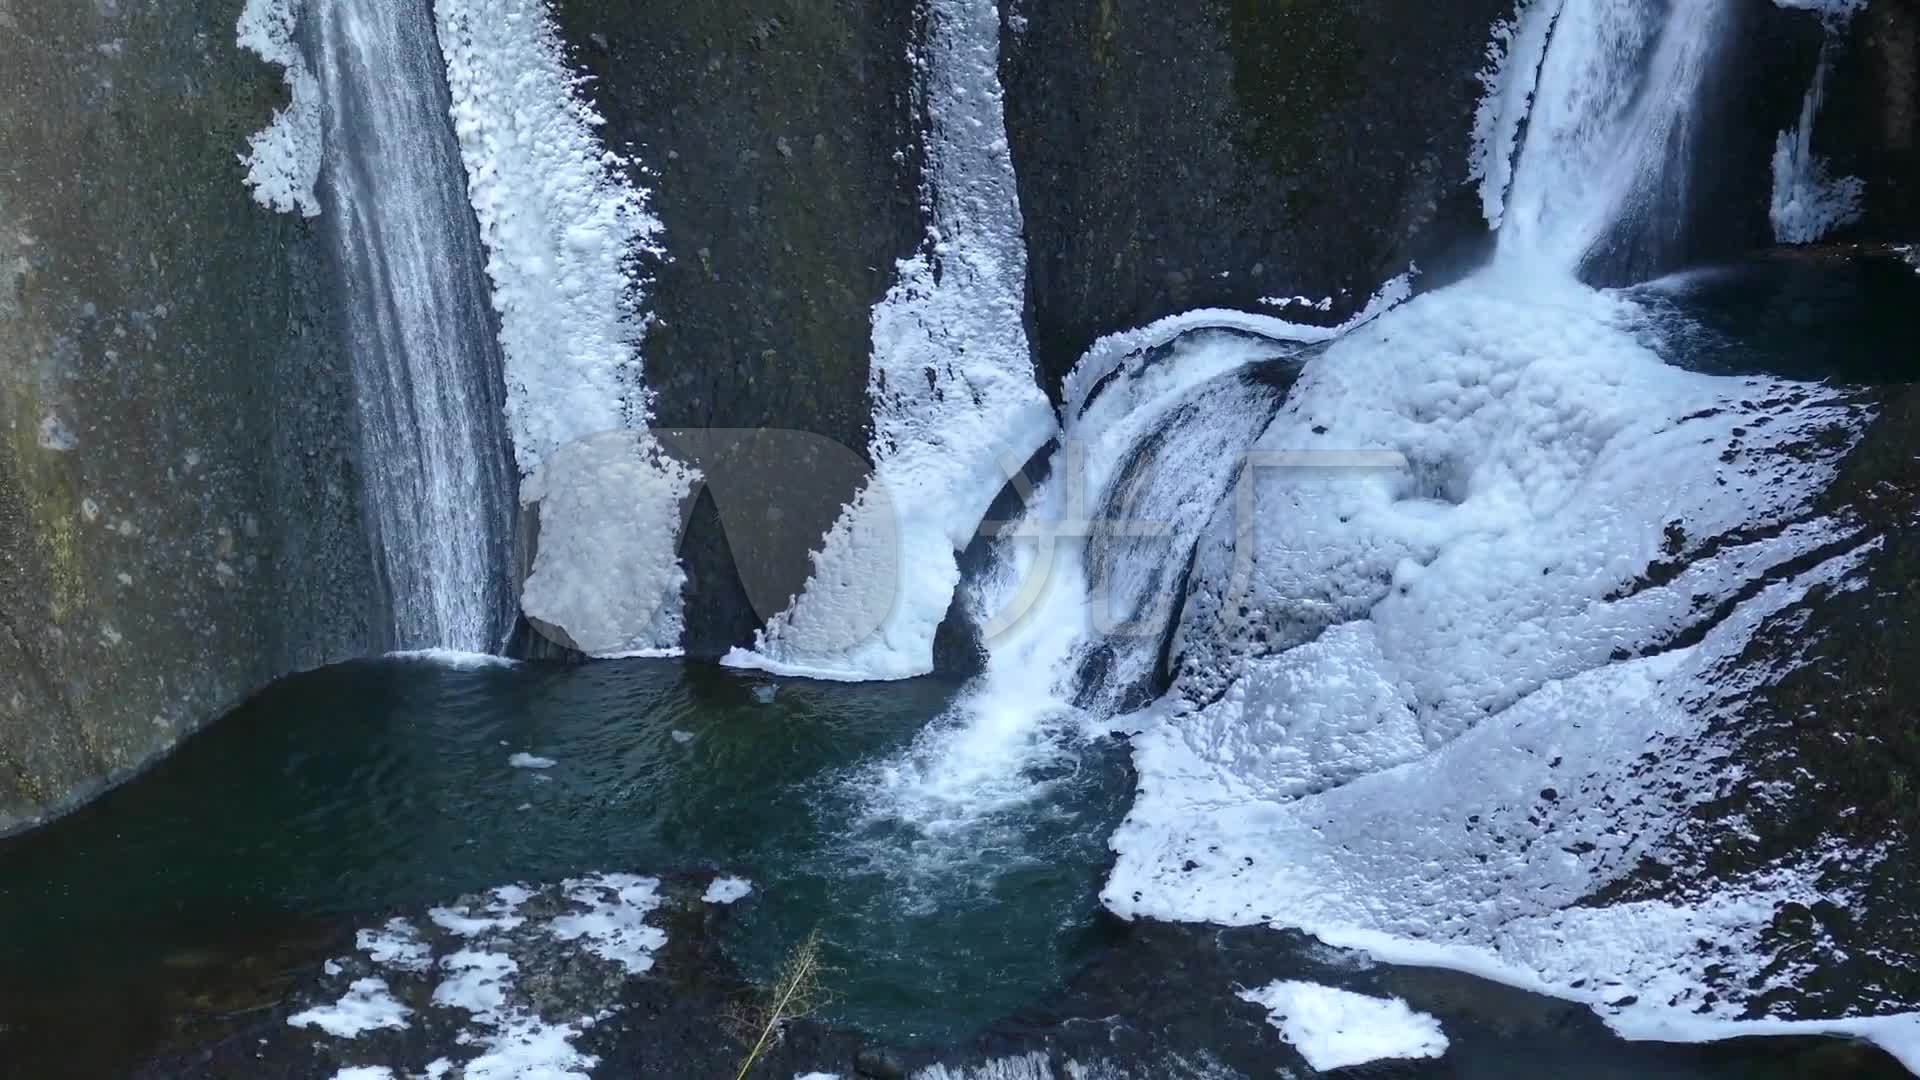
[0,655,1132,1049]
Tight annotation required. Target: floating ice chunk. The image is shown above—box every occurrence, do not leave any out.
[911,1054,1053,1080]
[702,877,753,905]
[508,753,556,770]
[330,1069,394,1080]
[462,1013,599,1080]
[670,729,696,744]
[236,0,321,217]
[1237,981,1448,1071]
[288,978,410,1038]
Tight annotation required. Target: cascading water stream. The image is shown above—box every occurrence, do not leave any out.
[1496,0,1729,277]
[309,0,516,652]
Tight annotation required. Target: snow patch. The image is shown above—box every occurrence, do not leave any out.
[1237,981,1448,1071]
[358,918,431,973]
[428,885,529,937]
[549,874,667,973]
[702,876,754,905]
[731,0,1055,681]
[236,0,322,217]
[288,978,410,1038]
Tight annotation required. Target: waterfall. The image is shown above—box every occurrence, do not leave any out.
[309,0,517,652]
[858,0,1898,1056]
[1496,0,1730,277]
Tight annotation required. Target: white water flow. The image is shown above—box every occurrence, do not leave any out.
[1498,0,1729,274]
[311,0,515,651]
[849,328,1310,840]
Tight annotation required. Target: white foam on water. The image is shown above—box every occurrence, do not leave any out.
[385,650,520,671]
[1771,43,1866,244]
[912,1053,1054,1080]
[357,918,431,973]
[702,876,753,904]
[1237,981,1449,1071]
[237,0,322,217]
[730,0,1055,682]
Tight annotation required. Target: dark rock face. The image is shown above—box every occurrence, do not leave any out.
[999,0,1509,389]
[1825,0,1920,240]
[1586,1,1828,286]
[546,0,926,658]
[0,0,373,835]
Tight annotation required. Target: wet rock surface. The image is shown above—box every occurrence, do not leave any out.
[0,0,373,835]
[998,0,1510,390]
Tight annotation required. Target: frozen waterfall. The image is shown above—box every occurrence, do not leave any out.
[854,0,1917,1065]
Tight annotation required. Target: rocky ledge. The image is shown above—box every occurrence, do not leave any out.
[95,873,1911,1080]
